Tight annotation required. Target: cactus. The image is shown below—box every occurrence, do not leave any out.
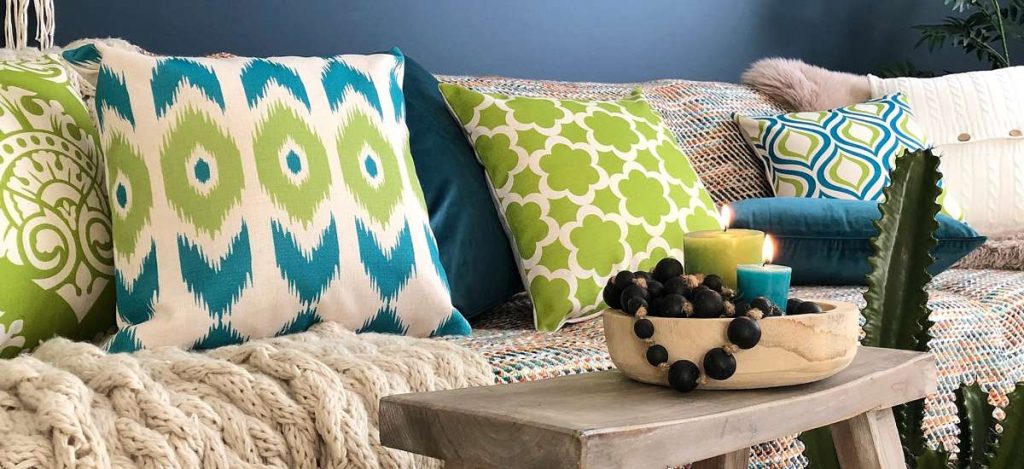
[861,148,941,352]
[800,149,1023,468]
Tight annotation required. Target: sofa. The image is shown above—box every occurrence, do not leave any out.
[0,42,1021,469]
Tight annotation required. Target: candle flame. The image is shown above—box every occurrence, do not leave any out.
[720,205,732,231]
[763,235,774,265]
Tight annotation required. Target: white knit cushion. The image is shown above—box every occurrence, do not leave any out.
[869,68,1024,237]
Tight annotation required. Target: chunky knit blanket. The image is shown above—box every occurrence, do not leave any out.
[0,322,491,468]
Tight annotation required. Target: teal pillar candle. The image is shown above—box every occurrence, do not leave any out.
[737,264,792,309]
[682,229,764,289]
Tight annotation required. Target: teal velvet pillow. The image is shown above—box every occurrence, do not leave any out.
[403,56,523,318]
[731,198,985,285]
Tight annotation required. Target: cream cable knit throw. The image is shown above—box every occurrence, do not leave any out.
[0,322,492,468]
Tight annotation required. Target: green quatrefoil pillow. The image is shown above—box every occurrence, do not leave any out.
[78,44,470,352]
[440,84,721,330]
[0,56,115,358]
[735,94,963,220]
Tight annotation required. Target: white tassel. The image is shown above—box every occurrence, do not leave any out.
[3,0,55,49]
[33,0,53,49]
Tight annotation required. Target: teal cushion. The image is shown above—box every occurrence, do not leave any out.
[403,56,523,318]
[731,198,985,285]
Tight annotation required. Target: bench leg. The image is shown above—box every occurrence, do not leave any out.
[692,447,751,469]
[830,408,905,469]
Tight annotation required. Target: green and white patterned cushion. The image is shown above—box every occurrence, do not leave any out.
[83,44,469,352]
[440,84,721,331]
[736,94,963,219]
[0,56,115,358]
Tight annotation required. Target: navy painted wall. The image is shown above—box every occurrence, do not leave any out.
[55,0,981,82]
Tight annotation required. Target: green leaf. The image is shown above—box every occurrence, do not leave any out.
[800,427,840,469]
[862,149,942,351]
[990,384,1024,469]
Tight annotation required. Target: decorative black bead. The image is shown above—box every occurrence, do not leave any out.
[652,258,685,283]
[646,344,669,366]
[786,298,803,316]
[750,296,773,313]
[662,276,688,297]
[794,301,824,315]
[633,318,655,339]
[603,279,623,309]
[653,294,686,318]
[691,288,724,318]
[703,347,737,380]
[625,296,648,316]
[667,360,700,393]
[634,271,653,283]
[727,316,762,349]
[646,280,664,299]
[702,274,724,293]
[619,284,647,310]
[614,270,636,288]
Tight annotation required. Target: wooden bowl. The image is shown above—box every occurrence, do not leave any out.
[603,300,860,390]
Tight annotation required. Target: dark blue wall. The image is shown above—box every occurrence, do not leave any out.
[55,0,981,82]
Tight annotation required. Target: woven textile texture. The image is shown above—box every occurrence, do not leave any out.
[0,322,491,468]
[956,233,1024,270]
[437,75,786,204]
[454,268,1024,467]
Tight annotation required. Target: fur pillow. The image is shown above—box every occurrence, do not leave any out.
[741,58,870,112]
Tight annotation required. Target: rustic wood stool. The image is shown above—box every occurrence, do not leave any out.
[380,347,935,469]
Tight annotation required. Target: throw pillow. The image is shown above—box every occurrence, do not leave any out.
[869,67,1024,237]
[438,75,786,204]
[404,56,523,319]
[84,44,469,352]
[731,198,985,285]
[735,94,963,219]
[0,55,115,358]
[440,84,722,330]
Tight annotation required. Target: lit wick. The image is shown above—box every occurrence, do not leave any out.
[762,235,774,267]
[720,205,732,232]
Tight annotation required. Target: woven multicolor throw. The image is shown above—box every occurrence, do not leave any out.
[455,268,1024,468]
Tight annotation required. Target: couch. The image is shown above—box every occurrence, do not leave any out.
[1,49,1021,468]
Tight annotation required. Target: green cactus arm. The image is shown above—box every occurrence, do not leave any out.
[989,384,1024,469]
[955,384,995,469]
[861,149,944,466]
[862,148,942,351]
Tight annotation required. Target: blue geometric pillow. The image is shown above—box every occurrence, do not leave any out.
[72,44,470,352]
[736,94,963,219]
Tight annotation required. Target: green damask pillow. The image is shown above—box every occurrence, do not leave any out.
[0,56,115,357]
[440,84,721,330]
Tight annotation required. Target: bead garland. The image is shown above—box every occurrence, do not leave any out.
[630,291,764,393]
[603,258,823,393]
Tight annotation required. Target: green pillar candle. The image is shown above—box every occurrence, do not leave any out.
[682,229,764,289]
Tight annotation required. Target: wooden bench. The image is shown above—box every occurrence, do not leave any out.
[380,346,936,469]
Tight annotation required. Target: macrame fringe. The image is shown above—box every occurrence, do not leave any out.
[4,0,54,49]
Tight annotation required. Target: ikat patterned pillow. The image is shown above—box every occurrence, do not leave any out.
[440,84,722,331]
[0,56,115,358]
[735,94,963,219]
[88,44,469,352]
